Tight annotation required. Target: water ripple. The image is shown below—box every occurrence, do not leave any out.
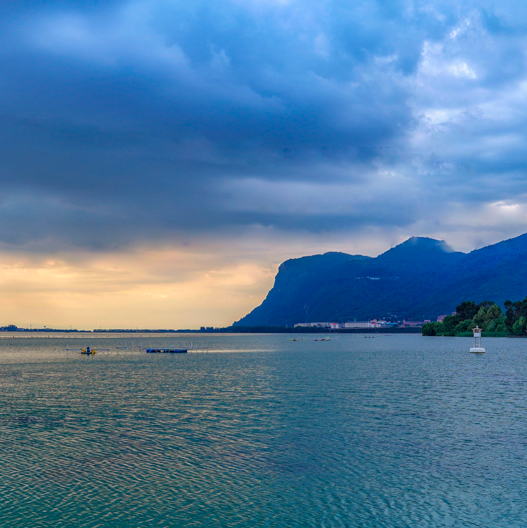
[1,335,527,526]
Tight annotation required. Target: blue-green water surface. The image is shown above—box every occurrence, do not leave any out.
[1,334,527,527]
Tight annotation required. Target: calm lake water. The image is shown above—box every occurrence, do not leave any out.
[1,333,527,527]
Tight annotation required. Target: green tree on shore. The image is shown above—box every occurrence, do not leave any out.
[423,299,509,336]
[504,298,527,333]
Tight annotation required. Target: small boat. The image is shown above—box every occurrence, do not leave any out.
[81,347,96,355]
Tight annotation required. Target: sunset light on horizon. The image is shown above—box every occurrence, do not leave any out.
[2,0,527,327]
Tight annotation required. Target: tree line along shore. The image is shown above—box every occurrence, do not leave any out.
[422,297,527,337]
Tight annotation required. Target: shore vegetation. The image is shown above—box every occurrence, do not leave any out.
[422,297,527,337]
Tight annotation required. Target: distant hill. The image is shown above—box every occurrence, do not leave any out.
[234,234,527,326]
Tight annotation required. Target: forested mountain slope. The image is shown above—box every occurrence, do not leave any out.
[234,234,527,326]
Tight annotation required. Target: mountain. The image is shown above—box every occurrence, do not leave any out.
[234,233,527,326]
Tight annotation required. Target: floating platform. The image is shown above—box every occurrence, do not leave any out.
[146,348,187,354]
[470,347,486,353]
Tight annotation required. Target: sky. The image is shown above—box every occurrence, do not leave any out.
[2,0,527,329]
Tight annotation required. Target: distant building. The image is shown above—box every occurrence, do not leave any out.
[294,320,395,329]
[344,321,375,328]
[373,320,396,328]
[343,319,393,329]
[294,322,334,328]
[401,320,431,327]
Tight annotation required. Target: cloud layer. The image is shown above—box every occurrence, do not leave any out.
[0,0,525,252]
[2,0,527,325]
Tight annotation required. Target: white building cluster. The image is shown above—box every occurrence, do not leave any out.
[294,320,393,329]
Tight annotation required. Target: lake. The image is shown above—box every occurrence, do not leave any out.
[0,333,526,527]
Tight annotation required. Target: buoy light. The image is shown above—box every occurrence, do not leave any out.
[470,326,486,353]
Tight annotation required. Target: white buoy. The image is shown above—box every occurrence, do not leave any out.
[470,326,486,353]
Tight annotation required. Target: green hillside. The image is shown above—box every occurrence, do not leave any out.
[234,233,527,326]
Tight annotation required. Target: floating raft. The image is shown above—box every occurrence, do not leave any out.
[146,348,187,354]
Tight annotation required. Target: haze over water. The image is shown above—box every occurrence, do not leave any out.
[1,334,525,527]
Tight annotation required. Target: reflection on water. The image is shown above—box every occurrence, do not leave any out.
[0,334,527,527]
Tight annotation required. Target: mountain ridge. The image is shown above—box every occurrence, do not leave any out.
[234,234,527,326]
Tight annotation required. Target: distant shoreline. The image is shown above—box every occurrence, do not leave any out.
[0,326,423,335]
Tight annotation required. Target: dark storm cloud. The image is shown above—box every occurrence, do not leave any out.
[1,0,527,250]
